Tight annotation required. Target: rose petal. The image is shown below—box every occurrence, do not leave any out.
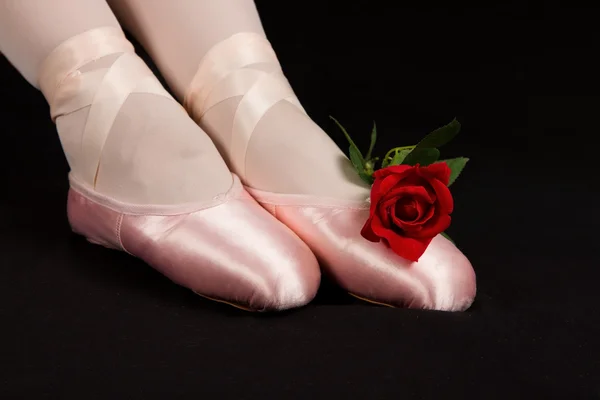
[392,217,424,234]
[385,185,435,205]
[415,199,436,224]
[372,209,426,258]
[360,214,381,242]
[370,212,400,240]
[370,172,407,209]
[378,195,430,224]
[392,199,435,229]
[394,197,419,221]
[428,178,454,214]
[373,164,414,180]
[377,202,392,227]
[418,162,451,186]
[378,174,404,196]
[385,233,433,262]
[379,195,402,213]
[414,197,434,222]
[379,186,435,228]
[394,174,439,204]
[411,213,452,239]
[369,177,385,211]
[397,173,428,188]
[373,187,434,234]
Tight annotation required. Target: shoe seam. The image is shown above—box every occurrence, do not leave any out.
[115,213,133,255]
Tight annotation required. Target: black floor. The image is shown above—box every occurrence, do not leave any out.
[1,2,599,399]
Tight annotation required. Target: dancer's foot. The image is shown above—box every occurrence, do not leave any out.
[183,33,476,310]
[41,27,320,311]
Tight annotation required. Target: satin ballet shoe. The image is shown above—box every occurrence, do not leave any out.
[244,189,476,311]
[184,32,476,311]
[38,27,320,311]
[68,174,320,311]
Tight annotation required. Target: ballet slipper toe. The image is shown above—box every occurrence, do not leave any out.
[247,190,476,311]
[67,174,320,311]
[343,234,477,311]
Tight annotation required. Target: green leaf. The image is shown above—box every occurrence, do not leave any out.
[402,147,441,166]
[330,116,364,163]
[365,121,377,160]
[441,232,454,244]
[414,119,461,150]
[440,157,469,186]
[349,146,366,174]
[348,146,374,185]
[331,116,373,184]
[388,149,412,166]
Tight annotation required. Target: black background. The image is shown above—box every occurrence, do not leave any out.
[1,1,599,398]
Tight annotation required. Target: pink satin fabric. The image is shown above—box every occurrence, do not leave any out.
[186,32,476,310]
[39,27,320,310]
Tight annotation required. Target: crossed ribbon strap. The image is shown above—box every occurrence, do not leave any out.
[184,32,306,177]
[38,26,173,188]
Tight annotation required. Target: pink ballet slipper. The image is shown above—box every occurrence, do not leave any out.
[68,174,320,311]
[244,188,476,311]
[38,27,320,311]
[185,32,476,311]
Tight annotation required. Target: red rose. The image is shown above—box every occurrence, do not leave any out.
[361,162,454,262]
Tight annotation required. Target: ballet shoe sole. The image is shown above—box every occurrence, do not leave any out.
[348,292,396,308]
[193,291,257,312]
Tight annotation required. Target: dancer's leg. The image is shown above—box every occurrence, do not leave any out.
[0,0,232,204]
[108,0,370,200]
[0,0,320,311]
[0,0,119,86]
